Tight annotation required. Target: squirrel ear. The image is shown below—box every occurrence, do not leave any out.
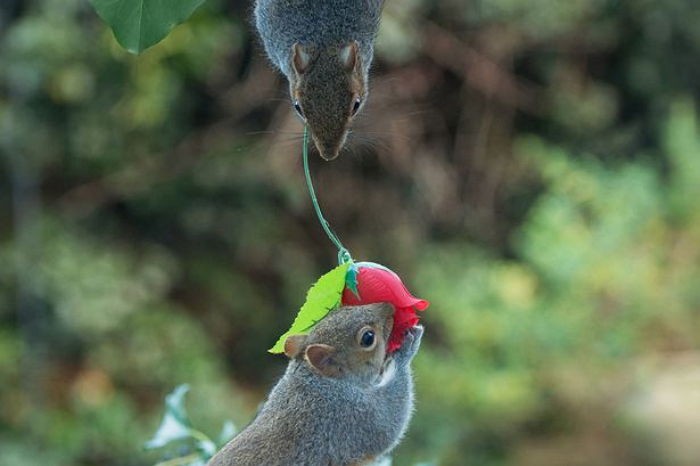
[305,344,341,377]
[283,334,307,359]
[292,43,312,74]
[339,41,359,71]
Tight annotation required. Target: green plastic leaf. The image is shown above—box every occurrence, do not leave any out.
[345,263,360,298]
[269,262,351,353]
[145,384,192,449]
[89,0,207,54]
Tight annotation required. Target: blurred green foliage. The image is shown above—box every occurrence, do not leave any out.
[1,1,699,465]
[407,101,700,465]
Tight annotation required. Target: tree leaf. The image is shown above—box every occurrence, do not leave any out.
[88,0,207,54]
[195,437,217,458]
[217,420,237,446]
[145,384,193,449]
[269,262,351,353]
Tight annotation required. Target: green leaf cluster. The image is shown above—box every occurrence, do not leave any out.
[145,385,235,466]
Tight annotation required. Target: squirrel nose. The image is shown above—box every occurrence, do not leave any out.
[316,142,340,161]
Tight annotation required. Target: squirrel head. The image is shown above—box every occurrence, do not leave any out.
[283,303,394,384]
[288,41,367,161]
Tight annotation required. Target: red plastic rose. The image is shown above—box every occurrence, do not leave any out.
[342,262,429,352]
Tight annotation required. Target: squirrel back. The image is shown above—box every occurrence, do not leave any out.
[254,0,385,160]
[207,303,423,466]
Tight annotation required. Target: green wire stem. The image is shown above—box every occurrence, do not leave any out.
[302,126,353,265]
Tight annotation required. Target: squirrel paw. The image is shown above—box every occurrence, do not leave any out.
[394,325,424,365]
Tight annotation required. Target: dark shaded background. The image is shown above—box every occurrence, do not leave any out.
[1,0,700,464]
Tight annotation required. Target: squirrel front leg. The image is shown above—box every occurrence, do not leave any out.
[369,325,424,454]
[391,325,424,368]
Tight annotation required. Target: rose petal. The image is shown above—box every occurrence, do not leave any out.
[388,306,420,352]
[342,266,428,310]
[341,262,429,353]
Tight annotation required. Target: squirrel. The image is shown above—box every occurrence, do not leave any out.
[207,302,423,466]
[254,0,385,161]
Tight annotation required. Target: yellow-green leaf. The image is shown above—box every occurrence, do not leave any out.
[269,262,351,353]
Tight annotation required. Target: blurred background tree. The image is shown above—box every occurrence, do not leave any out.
[1,0,699,465]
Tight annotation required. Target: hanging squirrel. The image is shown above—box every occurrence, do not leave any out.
[207,303,423,466]
[254,0,385,161]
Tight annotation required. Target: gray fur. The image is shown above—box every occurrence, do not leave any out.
[254,0,382,76]
[208,303,423,466]
[254,0,385,160]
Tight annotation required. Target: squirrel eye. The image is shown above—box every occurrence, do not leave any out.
[293,101,305,119]
[351,98,361,116]
[359,329,375,349]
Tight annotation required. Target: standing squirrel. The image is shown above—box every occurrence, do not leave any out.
[208,303,423,466]
[254,0,385,161]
